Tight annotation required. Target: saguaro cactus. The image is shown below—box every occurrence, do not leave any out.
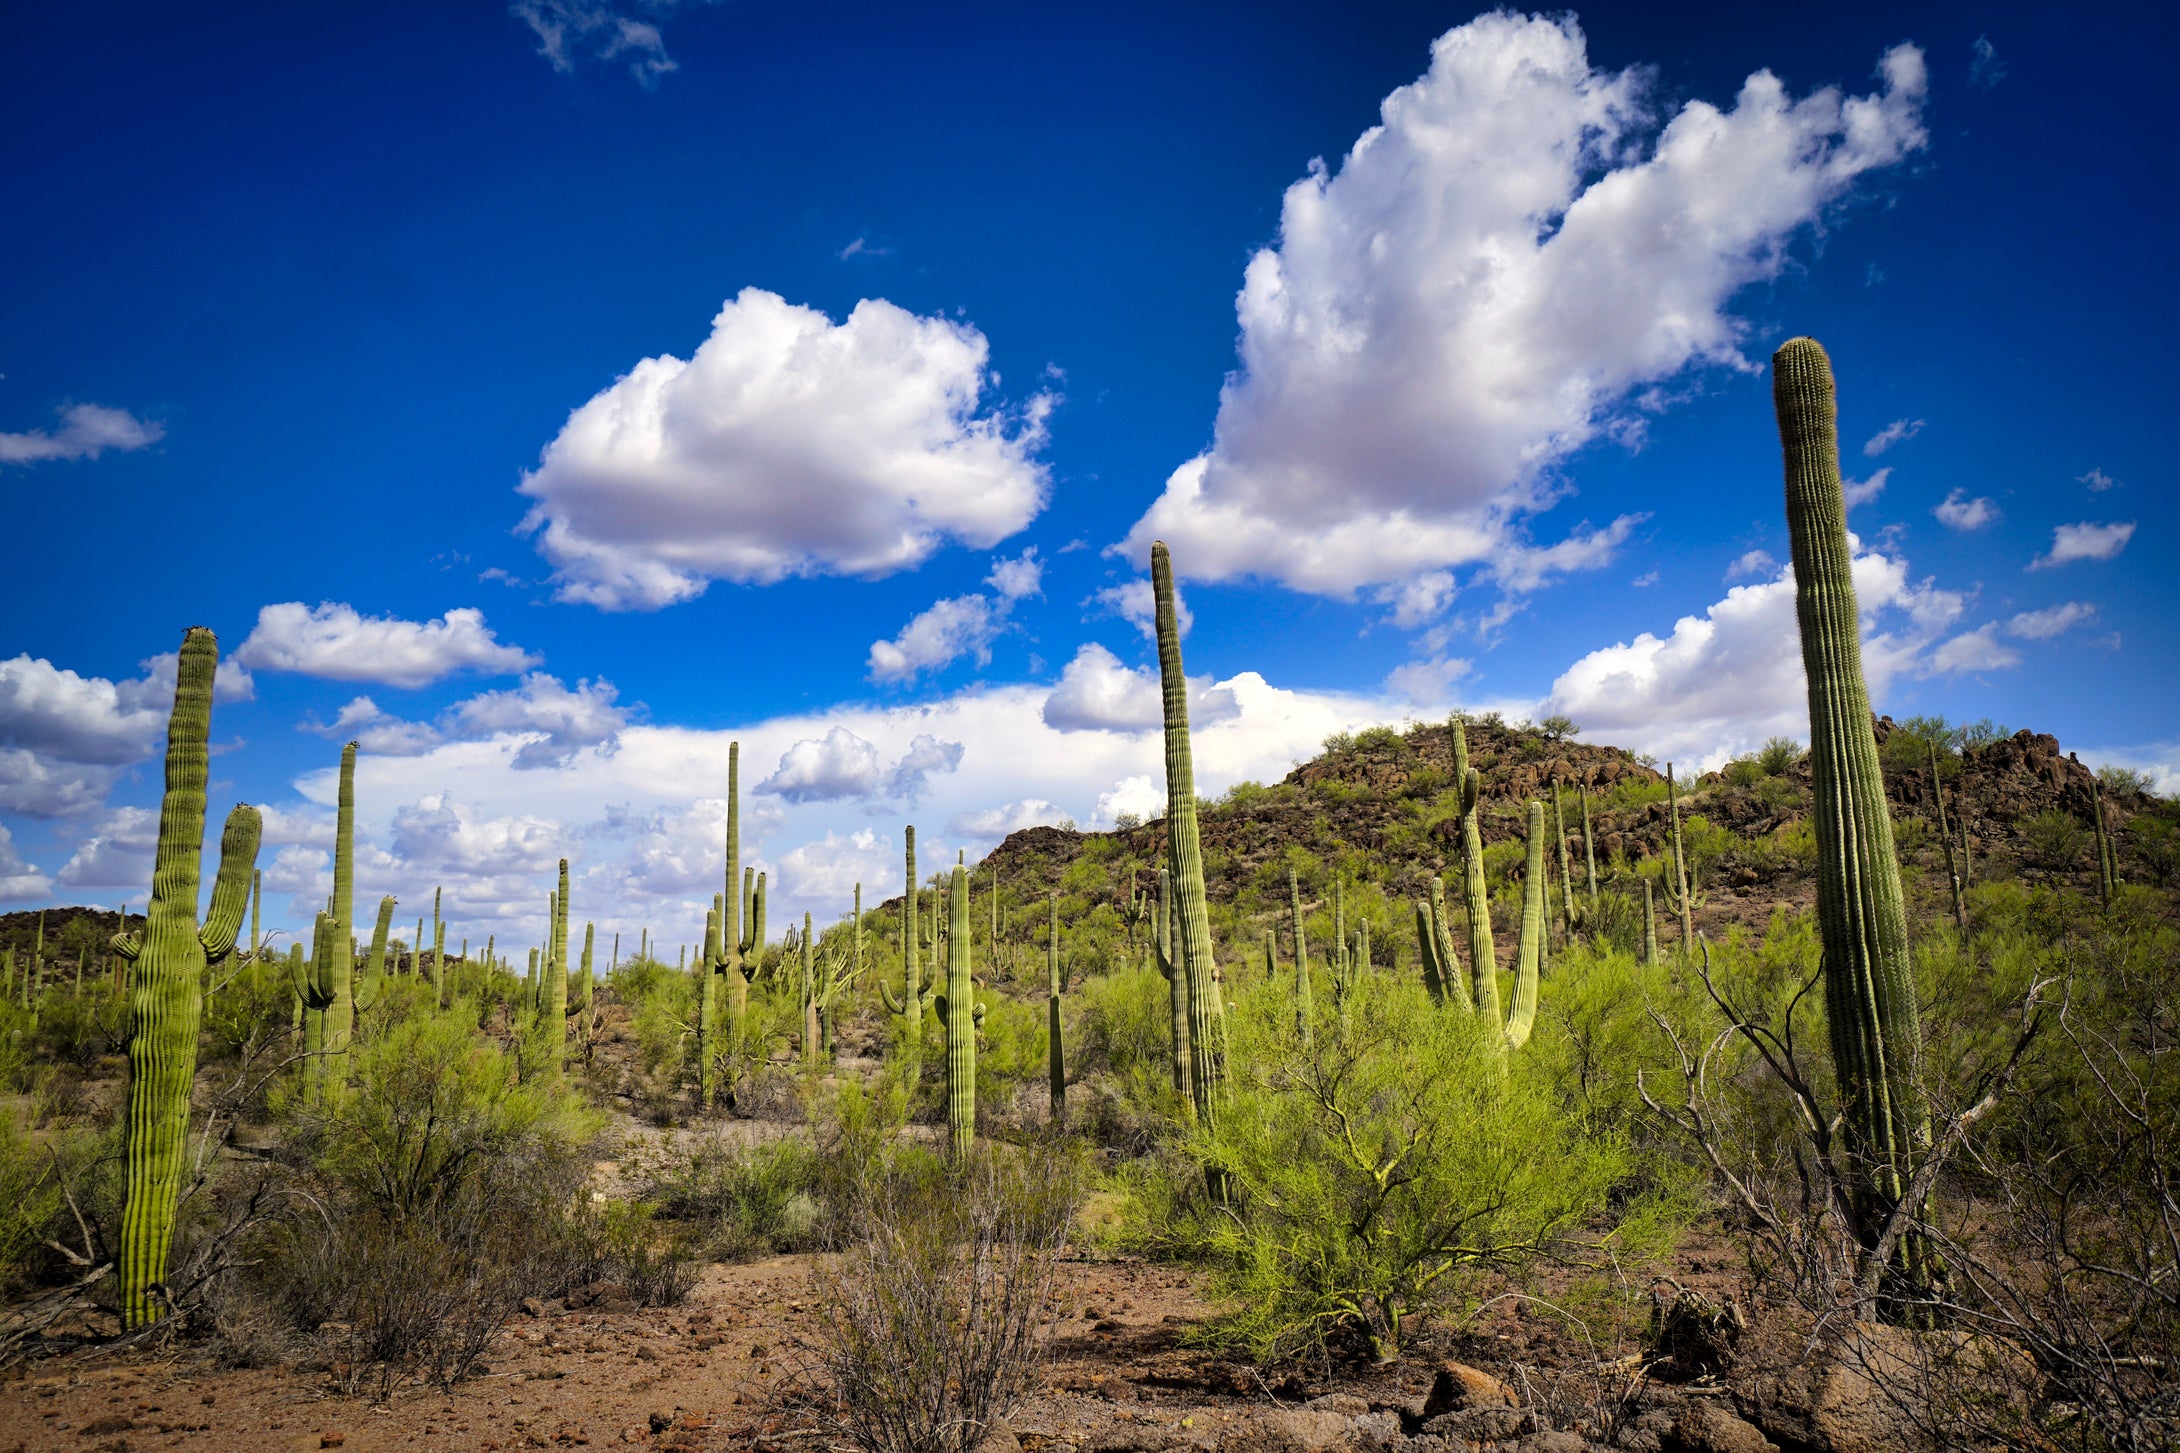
[933,864,983,1158]
[1643,880,1659,967]
[2092,777,2117,905]
[115,628,262,1328]
[1774,335,1931,1296]
[324,742,364,1058]
[1505,800,1546,1051]
[881,826,929,1083]
[1047,893,1066,1125]
[1449,717,1498,1020]
[1666,764,1695,948]
[1415,877,1468,1012]
[1286,866,1314,1043]
[1152,867,1190,1094]
[1580,782,1598,910]
[1152,542,1220,1125]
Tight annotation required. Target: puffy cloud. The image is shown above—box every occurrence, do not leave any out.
[2007,601,2096,640]
[1841,466,1891,508]
[518,289,1052,608]
[56,806,159,890]
[1122,16,1927,599]
[1725,549,1776,580]
[1933,489,1997,531]
[1384,654,1472,706]
[866,549,1044,683]
[1090,575,1189,641]
[1096,775,1164,827]
[759,727,883,802]
[1040,643,1239,733]
[389,793,570,880]
[0,403,163,465]
[2078,468,2120,492]
[2031,521,2134,569]
[0,649,246,818]
[235,602,537,687]
[313,697,446,756]
[0,824,51,901]
[776,829,892,903]
[880,734,964,801]
[1542,546,1977,768]
[950,799,1071,841]
[445,674,630,769]
[1373,570,1458,629]
[1926,625,2020,675]
[1862,418,1924,456]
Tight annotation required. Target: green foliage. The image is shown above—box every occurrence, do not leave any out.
[2020,809,2089,871]
[1137,975,1651,1362]
[1538,714,1579,742]
[1757,736,1806,775]
[2099,764,2158,798]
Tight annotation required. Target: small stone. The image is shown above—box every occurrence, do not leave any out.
[320,1434,348,1449]
[1421,1360,1517,1417]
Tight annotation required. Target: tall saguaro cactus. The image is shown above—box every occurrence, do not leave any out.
[1047,893,1066,1125]
[1505,801,1546,1051]
[1774,335,1931,1296]
[881,826,929,1084]
[933,864,982,1158]
[1152,865,1191,1096]
[1286,866,1314,1043]
[1151,542,1219,1125]
[115,628,261,1328]
[1666,765,1695,949]
[1449,717,1498,1020]
[325,742,363,1058]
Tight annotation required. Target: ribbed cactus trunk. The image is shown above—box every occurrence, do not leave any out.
[1152,542,1220,1127]
[1553,781,1575,939]
[882,826,926,1086]
[119,628,261,1328]
[1501,800,1546,1051]
[2092,779,2116,905]
[1775,336,1932,1301]
[717,743,747,1108]
[801,911,820,1066]
[1642,880,1659,967]
[1154,866,1190,1095]
[1928,743,1967,930]
[1450,718,1498,1020]
[326,742,361,1060]
[1286,866,1314,1044]
[1047,894,1065,1125]
[1667,764,1694,948]
[940,864,977,1158]
[1580,783,1598,910]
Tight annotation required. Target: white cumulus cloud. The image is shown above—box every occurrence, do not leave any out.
[867,549,1044,683]
[2031,521,2134,569]
[0,403,163,465]
[759,727,883,803]
[236,602,537,687]
[1121,15,1928,601]
[950,798,1071,841]
[518,288,1053,609]
[1040,643,1239,733]
[1841,466,1891,508]
[1933,489,1997,531]
[1926,624,2020,675]
[0,824,51,901]
[0,648,249,817]
[2007,601,2096,639]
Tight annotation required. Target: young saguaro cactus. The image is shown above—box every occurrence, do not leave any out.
[933,863,984,1158]
[881,826,929,1083]
[1504,800,1546,1051]
[1286,866,1315,1044]
[114,627,262,1328]
[1047,892,1066,1125]
[1152,542,1221,1126]
[1666,764,1695,948]
[1449,717,1498,1021]
[1774,336,1931,1296]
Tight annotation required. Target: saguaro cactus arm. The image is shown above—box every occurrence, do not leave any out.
[1505,799,1546,1051]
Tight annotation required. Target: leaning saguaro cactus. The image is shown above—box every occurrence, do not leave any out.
[114,628,261,1328]
[933,863,983,1158]
[1152,542,1220,1126]
[1774,335,1932,1299]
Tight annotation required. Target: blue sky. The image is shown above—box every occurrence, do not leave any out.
[1,2,2169,955]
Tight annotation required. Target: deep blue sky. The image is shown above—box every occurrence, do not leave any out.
[2,1,2169,947]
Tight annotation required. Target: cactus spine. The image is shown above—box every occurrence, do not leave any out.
[1449,717,1498,1020]
[117,628,262,1328]
[935,863,980,1157]
[1774,335,1931,1296]
[881,826,929,1083]
[1504,800,1545,1051]
[1047,893,1065,1125]
[1152,542,1220,1125]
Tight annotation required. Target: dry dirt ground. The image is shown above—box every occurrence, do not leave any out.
[0,1249,1760,1453]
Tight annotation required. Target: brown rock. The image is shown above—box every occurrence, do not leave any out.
[1666,1403,1777,1453]
[1422,1360,1517,1417]
[1742,1322,2035,1453]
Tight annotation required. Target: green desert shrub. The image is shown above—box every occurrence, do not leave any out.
[2020,809,2089,872]
[1144,975,1653,1363]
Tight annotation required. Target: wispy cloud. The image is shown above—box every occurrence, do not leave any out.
[1970,35,2007,90]
[511,0,705,87]
[1861,418,1923,457]
[2007,601,2095,640]
[2078,467,2120,492]
[0,403,163,465]
[2031,521,2135,569]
